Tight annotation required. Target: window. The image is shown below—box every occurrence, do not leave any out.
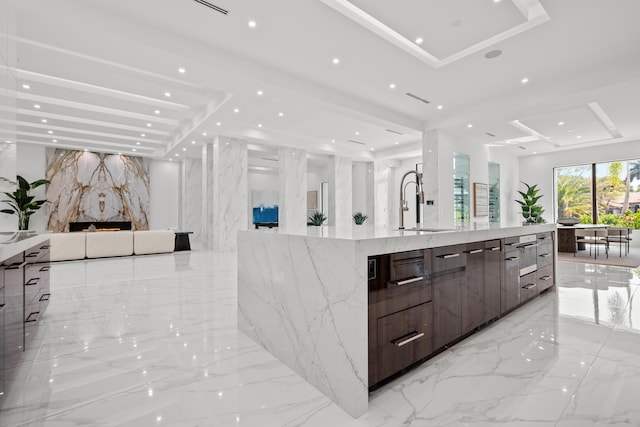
[453,152,470,223]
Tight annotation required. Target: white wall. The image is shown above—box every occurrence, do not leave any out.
[149,160,179,229]
[519,139,640,223]
[15,144,180,232]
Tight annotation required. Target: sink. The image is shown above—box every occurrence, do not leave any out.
[399,228,453,232]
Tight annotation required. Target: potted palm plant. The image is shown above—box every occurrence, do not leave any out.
[1,175,50,230]
[352,212,368,225]
[308,210,327,226]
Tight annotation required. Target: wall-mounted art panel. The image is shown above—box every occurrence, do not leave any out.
[45,149,150,232]
[252,190,278,224]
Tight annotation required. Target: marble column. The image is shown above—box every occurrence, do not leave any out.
[328,155,352,227]
[422,129,440,227]
[374,161,392,228]
[278,147,307,234]
[180,157,202,247]
[202,136,248,252]
[0,0,17,231]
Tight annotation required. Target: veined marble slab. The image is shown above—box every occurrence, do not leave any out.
[238,222,556,417]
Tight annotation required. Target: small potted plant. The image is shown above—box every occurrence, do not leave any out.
[1,175,50,230]
[352,212,368,225]
[516,181,545,224]
[308,210,327,226]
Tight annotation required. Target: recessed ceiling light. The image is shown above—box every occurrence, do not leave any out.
[256,90,263,96]
[178,67,186,74]
[202,132,207,136]
[41,119,47,123]
[568,129,575,133]
[132,148,137,152]
[467,124,473,128]
[415,37,423,44]
[278,112,284,117]
[216,122,221,126]
[558,121,565,126]
[154,110,160,115]
[248,20,257,28]
[175,153,179,157]
[48,130,53,134]
[169,158,173,161]
[355,131,360,135]
[389,83,396,89]
[370,147,375,151]
[34,104,40,109]
[233,108,240,113]
[52,139,57,142]
[331,139,335,143]
[191,140,196,144]
[521,77,529,84]
[141,133,146,137]
[533,151,537,154]
[332,57,340,65]
[4,140,10,143]
[118,152,122,155]
[164,92,171,97]
[395,141,399,145]
[258,123,262,128]
[22,84,30,89]
[182,147,187,151]
[136,142,141,145]
[437,105,443,110]
[146,123,152,127]
[576,135,582,139]
[84,149,88,152]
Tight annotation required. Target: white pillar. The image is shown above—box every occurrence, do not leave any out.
[328,155,352,227]
[278,147,307,234]
[422,129,440,227]
[203,136,248,251]
[180,157,202,247]
[374,161,392,228]
[352,162,374,225]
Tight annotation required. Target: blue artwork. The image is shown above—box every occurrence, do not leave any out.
[252,190,278,224]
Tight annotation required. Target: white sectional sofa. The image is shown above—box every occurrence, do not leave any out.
[48,230,176,261]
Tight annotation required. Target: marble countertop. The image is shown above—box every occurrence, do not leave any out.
[0,232,49,262]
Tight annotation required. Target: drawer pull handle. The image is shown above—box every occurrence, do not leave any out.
[522,283,537,290]
[465,249,483,254]
[6,261,27,270]
[540,275,552,281]
[0,304,5,314]
[26,312,39,323]
[538,237,551,240]
[438,253,460,259]
[40,265,50,272]
[396,276,424,286]
[490,247,500,251]
[540,253,552,258]
[40,293,50,302]
[25,278,40,286]
[392,331,425,347]
[26,252,40,258]
[40,245,50,249]
[507,256,520,261]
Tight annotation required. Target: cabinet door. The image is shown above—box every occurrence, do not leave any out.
[2,254,24,373]
[520,271,538,302]
[502,249,520,313]
[432,245,465,350]
[376,302,432,383]
[483,240,501,322]
[462,242,484,333]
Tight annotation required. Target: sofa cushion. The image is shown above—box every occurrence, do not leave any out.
[86,231,134,258]
[133,230,175,255]
[48,232,87,261]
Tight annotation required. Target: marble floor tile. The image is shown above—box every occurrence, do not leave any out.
[2,250,640,426]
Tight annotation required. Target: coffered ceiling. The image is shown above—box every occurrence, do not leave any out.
[5,0,640,162]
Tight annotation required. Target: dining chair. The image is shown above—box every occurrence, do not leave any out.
[606,227,630,257]
[575,228,609,259]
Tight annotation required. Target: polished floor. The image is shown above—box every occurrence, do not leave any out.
[1,248,640,426]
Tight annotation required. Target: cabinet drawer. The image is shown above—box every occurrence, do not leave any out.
[24,241,50,264]
[520,271,538,302]
[433,244,466,273]
[537,265,554,292]
[376,302,433,383]
[537,243,553,267]
[537,232,553,242]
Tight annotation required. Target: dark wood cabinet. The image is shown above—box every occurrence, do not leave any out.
[462,242,484,333]
[520,271,538,302]
[483,240,501,322]
[502,237,520,313]
[432,244,465,350]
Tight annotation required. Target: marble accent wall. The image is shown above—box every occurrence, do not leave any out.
[181,157,202,246]
[45,149,150,232]
[328,155,352,227]
[204,136,248,252]
[278,147,307,234]
[0,0,17,231]
[352,162,375,224]
[374,161,391,228]
[422,129,440,227]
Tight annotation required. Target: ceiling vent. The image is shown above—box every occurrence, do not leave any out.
[261,157,278,162]
[347,139,366,145]
[485,132,496,137]
[193,0,229,15]
[405,92,431,105]
[519,146,526,150]
[385,128,404,136]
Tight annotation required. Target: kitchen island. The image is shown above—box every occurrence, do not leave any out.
[237,223,556,417]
